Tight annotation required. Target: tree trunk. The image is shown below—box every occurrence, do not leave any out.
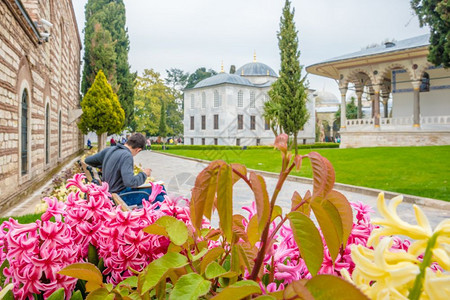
[97,132,107,152]
[294,132,298,155]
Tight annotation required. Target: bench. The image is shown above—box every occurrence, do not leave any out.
[111,193,132,211]
[78,160,102,185]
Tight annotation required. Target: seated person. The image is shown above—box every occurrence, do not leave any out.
[85,133,165,207]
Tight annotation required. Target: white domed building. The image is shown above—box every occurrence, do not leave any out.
[183,58,316,146]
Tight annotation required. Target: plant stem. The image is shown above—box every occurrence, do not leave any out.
[408,232,439,300]
[249,162,295,280]
[232,168,252,188]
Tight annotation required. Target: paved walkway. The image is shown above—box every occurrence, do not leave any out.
[135,150,450,229]
[4,150,449,230]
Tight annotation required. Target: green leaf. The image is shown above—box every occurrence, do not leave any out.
[326,190,353,248]
[311,198,342,262]
[205,261,237,279]
[288,211,324,276]
[47,288,65,300]
[254,296,277,300]
[58,263,103,291]
[170,273,211,300]
[69,291,83,300]
[271,205,283,222]
[88,243,99,266]
[305,275,369,300]
[142,223,168,237]
[118,276,138,288]
[250,172,270,234]
[237,242,257,272]
[200,247,225,274]
[192,247,209,262]
[283,281,314,300]
[232,214,249,244]
[155,216,188,246]
[308,152,335,198]
[0,259,10,286]
[86,288,115,300]
[291,190,311,216]
[0,284,14,300]
[247,215,260,247]
[212,280,262,299]
[217,164,233,241]
[140,252,188,294]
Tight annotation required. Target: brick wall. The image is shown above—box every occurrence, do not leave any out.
[0,0,82,209]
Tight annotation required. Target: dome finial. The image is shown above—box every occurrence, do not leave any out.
[253,50,256,62]
[220,60,224,73]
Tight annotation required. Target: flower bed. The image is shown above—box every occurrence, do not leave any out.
[0,135,448,299]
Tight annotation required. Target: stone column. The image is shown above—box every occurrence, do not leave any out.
[356,89,363,119]
[373,85,381,127]
[382,93,390,118]
[412,80,421,128]
[339,87,348,129]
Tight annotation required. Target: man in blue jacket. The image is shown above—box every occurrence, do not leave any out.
[85,133,165,206]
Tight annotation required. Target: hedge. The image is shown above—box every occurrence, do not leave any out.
[150,143,339,151]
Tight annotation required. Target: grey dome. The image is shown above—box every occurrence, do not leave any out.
[193,73,253,89]
[315,91,340,105]
[236,62,277,77]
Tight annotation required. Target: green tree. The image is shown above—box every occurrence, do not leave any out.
[270,0,309,155]
[262,98,283,136]
[334,97,359,126]
[78,70,124,151]
[159,100,168,139]
[82,0,135,128]
[185,67,217,89]
[411,0,450,67]
[83,23,117,91]
[134,69,183,136]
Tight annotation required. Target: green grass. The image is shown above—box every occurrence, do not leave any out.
[156,146,450,201]
[0,212,42,224]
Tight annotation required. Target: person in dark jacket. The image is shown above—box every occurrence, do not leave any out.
[85,133,165,206]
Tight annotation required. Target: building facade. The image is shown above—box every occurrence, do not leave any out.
[0,0,82,209]
[184,60,316,146]
[307,34,450,148]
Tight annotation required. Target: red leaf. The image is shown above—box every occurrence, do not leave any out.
[249,172,270,234]
[308,152,335,199]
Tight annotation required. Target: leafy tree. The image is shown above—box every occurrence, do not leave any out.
[263,98,283,136]
[78,70,124,151]
[134,69,183,136]
[83,23,117,90]
[334,97,359,126]
[185,67,217,89]
[159,100,168,138]
[165,68,189,90]
[411,0,450,67]
[270,0,309,155]
[82,0,135,128]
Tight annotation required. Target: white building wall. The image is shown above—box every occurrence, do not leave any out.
[184,82,316,145]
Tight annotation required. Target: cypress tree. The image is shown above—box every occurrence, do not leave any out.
[270,0,309,155]
[78,70,125,151]
[81,0,135,128]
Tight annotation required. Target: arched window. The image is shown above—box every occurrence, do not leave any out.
[214,90,219,107]
[250,91,255,108]
[190,94,195,109]
[21,89,28,175]
[237,90,243,107]
[202,92,206,108]
[45,103,50,164]
[420,72,430,92]
[58,110,62,158]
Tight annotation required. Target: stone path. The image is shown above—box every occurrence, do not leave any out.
[4,150,449,230]
[135,150,450,229]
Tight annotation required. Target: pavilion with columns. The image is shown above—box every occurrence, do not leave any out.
[307,34,450,148]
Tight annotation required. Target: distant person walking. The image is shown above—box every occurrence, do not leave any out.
[110,137,116,146]
[146,138,152,150]
[87,139,92,150]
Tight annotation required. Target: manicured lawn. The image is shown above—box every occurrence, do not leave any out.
[157,146,450,201]
[0,212,42,224]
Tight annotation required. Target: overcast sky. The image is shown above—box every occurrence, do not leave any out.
[72,0,429,98]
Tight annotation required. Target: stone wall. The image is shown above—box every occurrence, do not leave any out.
[340,131,450,148]
[0,0,82,211]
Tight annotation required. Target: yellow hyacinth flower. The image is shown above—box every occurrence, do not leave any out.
[349,193,450,299]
